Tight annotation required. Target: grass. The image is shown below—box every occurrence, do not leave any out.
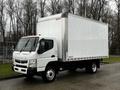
[0,63,20,79]
[103,56,120,64]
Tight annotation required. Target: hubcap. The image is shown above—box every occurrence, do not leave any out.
[46,69,55,80]
[92,63,97,72]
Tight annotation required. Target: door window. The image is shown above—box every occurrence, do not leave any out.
[39,39,54,53]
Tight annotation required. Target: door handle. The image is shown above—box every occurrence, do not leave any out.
[51,55,55,58]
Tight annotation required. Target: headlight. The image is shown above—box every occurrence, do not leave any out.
[29,59,37,67]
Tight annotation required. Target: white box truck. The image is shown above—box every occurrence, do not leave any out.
[12,13,108,82]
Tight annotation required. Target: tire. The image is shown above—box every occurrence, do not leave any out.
[86,63,97,73]
[42,67,56,82]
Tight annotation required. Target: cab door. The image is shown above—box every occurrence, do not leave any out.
[37,39,57,72]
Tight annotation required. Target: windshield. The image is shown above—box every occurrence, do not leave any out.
[15,37,39,52]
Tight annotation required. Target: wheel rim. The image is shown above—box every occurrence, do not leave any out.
[46,69,55,81]
[92,63,97,72]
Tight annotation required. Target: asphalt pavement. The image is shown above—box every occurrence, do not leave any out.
[0,63,120,90]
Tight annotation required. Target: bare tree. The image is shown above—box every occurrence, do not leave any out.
[90,0,108,20]
[47,0,63,15]
[110,0,120,54]
[6,0,15,41]
[115,0,120,34]
[0,0,7,45]
[38,0,46,17]
[63,0,75,14]
[6,0,24,42]
[22,0,37,35]
[76,0,88,17]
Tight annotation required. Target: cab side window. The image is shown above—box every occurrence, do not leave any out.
[40,39,54,53]
[44,39,53,51]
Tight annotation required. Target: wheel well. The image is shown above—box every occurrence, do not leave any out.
[85,59,101,68]
[92,59,101,68]
[46,61,59,72]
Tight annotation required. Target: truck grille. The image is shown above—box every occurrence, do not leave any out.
[15,59,28,64]
[16,64,27,68]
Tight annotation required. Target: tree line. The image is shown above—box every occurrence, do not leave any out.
[0,0,120,54]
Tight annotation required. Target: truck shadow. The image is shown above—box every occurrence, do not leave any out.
[22,69,101,85]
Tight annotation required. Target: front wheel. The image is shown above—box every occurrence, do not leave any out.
[42,67,56,82]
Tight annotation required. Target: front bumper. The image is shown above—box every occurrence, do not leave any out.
[13,65,37,75]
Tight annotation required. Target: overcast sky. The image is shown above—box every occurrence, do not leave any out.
[109,0,117,12]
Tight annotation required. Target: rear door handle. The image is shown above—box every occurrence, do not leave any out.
[51,55,55,58]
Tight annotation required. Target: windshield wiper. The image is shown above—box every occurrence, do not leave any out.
[20,39,30,52]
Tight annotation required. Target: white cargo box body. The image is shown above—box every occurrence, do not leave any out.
[68,14,108,60]
[37,13,108,61]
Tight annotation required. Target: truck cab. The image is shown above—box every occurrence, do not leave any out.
[13,36,58,79]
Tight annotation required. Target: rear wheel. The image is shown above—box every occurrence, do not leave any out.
[42,67,56,82]
[86,63,97,73]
